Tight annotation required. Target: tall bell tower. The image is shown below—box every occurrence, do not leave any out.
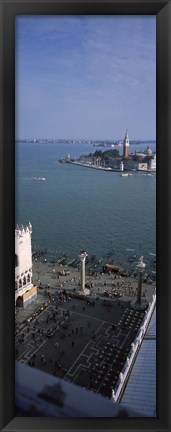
[123,129,129,158]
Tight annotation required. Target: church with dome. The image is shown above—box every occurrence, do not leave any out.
[119,130,156,172]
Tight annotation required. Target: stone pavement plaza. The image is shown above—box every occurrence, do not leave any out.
[15,291,146,399]
[15,259,155,398]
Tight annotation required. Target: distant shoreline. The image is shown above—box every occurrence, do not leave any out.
[16,139,156,145]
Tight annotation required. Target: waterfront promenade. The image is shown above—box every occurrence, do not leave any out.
[31,259,155,298]
[62,160,156,173]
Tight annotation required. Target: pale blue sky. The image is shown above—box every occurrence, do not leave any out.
[15,15,156,140]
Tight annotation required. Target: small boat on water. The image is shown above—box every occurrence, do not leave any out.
[57,256,66,264]
[90,254,96,263]
[120,173,129,177]
[106,250,114,258]
[126,248,137,262]
[136,256,146,269]
[93,258,103,268]
[149,252,156,265]
[63,257,75,266]
[129,253,137,262]
[32,177,46,181]
[70,260,78,268]
[67,259,75,266]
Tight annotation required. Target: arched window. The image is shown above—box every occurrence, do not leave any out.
[23,276,26,285]
[19,279,22,288]
[27,274,30,283]
[16,296,23,308]
[15,282,18,291]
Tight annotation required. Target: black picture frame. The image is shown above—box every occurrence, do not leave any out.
[0,0,170,431]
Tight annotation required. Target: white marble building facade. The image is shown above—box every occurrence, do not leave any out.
[15,223,37,307]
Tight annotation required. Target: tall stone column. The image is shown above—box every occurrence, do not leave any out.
[137,271,143,305]
[130,256,148,311]
[79,252,87,292]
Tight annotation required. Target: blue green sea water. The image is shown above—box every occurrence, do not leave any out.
[15,141,156,270]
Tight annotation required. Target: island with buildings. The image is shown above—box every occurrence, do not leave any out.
[59,130,156,173]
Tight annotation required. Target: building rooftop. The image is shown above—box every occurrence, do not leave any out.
[120,307,156,416]
[15,362,140,417]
